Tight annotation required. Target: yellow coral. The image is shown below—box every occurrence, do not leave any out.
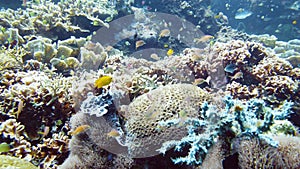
[0,155,38,169]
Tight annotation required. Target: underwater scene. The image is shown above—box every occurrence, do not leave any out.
[0,0,300,168]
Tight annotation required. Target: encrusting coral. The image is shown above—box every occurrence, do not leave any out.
[0,155,38,169]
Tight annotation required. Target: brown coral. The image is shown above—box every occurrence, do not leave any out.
[124,83,211,158]
[237,136,300,169]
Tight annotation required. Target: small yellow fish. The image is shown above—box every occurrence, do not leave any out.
[178,110,187,119]
[292,20,297,25]
[214,14,221,19]
[167,48,174,56]
[135,40,146,49]
[159,29,171,39]
[107,129,120,138]
[70,125,90,136]
[194,35,214,44]
[0,143,12,153]
[94,75,113,89]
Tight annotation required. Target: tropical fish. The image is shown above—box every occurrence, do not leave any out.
[224,64,237,74]
[167,49,174,56]
[0,143,12,153]
[146,111,160,119]
[94,75,113,89]
[135,40,146,49]
[107,129,120,138]
[232,72,243,80]
[235,9,253,19]
[150,53,160,61]
[159,29,171,39]
[38,126,50,138]
[194,35,214,44]
[192,76,211,85]
[70,125,90,136]
[16,100,24,119]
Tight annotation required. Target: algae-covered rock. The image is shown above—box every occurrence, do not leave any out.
[0,155,38,169]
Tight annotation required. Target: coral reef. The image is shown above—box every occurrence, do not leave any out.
[0,0,117,41]
[0,64,74,168]
[0,1,299,167]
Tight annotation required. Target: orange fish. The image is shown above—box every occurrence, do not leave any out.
[70,125,90,136]
[159,29,171,39]
[194,35,214,44]
[232,72,243,80]
[16,100,24,119]
[107,129,120,137]
[135,40,146,49]
[193,76,211,85]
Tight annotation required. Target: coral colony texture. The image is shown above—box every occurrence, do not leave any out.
[0,0,300,169]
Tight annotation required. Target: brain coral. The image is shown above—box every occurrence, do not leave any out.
[124,83,211,158]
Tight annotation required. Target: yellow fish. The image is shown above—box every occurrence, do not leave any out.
[94,75,113,89]
[167,49,174,56]
[107,129,120,138]
[70,125,90,136]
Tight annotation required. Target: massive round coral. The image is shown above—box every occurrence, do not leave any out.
[124,83,211,158]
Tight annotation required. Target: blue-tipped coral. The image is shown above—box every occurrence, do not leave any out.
[157,96,293,165]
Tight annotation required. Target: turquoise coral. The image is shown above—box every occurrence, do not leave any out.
[157,96,293,165]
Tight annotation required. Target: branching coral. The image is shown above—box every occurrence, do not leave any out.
[157,96,293,165]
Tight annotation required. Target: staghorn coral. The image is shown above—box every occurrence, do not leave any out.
[0,65,74,168]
